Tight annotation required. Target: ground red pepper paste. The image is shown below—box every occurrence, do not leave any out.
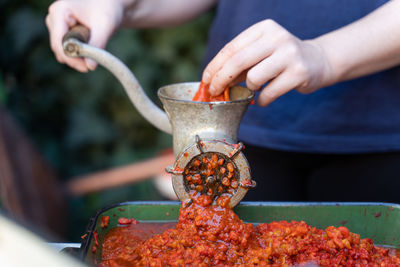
[183,152,240,207]
[99,199,400,267]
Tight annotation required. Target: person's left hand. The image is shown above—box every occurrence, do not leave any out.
[202,19,334,106]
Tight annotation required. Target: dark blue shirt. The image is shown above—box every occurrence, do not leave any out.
[204,0,400,153]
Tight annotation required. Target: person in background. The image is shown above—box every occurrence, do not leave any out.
[46,0,400,203]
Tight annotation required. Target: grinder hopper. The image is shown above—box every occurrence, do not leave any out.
[63,26,256,207]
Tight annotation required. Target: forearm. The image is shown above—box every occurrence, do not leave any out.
[120,0,217,28]
[314,0,400,86]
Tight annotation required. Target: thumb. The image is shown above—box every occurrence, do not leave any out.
[85,25,114,71]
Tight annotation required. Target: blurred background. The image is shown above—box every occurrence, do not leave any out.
[0,0,213,241]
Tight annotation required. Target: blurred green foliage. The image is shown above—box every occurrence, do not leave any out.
[0,0,212,240]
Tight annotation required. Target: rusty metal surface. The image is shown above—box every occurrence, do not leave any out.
[158,83,254,157]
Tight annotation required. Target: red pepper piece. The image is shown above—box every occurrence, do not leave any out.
[93,230,99,247]
[101,215,110,229]
[192,81,229,102]
[118,217,139,225]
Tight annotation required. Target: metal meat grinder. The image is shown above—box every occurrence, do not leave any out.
[63,26,256,208]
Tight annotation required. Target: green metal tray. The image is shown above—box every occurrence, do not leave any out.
[78,201,400,265]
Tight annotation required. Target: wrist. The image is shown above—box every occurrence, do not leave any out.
[305,38,339,89]
[310,36,349,88]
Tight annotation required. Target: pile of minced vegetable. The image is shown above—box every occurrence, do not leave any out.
[97,83,400,266]
[98,196,400,266]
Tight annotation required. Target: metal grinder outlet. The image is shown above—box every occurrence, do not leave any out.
[166,136,256,208]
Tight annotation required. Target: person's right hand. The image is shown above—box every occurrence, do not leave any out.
[46,0,125,72]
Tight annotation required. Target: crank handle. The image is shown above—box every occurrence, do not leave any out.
[62,25,91,57]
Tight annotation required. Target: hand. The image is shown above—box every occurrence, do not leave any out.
[46,0,125,72]
[202,19,333,106]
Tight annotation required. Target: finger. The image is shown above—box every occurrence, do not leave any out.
[84,25,114,71]
[257,71,298,106]
[48,5,88,72]
[62,12,91,72]
[46,13,64,63]
[246,52,286,91]
[209,38,274,95]
[202,23,264,84]
[229,71,247,87]
[66,58,89,72]
[85,58,97,71]
[65,13,76,27]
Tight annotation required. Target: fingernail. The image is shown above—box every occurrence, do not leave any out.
[75,66,87,73]
[78,66,88,73]
[202,72,211,83]
[86,59,97,71]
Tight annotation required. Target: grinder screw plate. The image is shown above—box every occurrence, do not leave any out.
[166,135,256,208]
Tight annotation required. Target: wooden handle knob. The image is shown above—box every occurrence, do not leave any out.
[62,25,91,44]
